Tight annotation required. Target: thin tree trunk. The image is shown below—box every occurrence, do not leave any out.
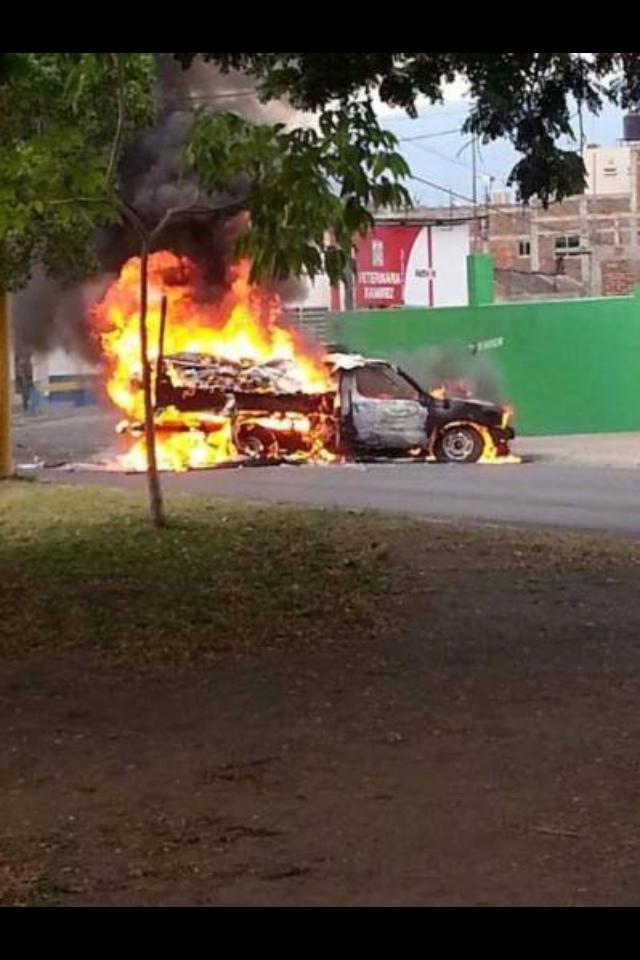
[0,291,12,478]
[139,244,166,528]
[156,294,168,384]
[343,264,355,311]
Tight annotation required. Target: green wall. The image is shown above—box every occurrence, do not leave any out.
[327,263,640,436]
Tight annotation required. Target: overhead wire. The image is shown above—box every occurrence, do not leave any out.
[408,173,521,222]
[398,127,462,142]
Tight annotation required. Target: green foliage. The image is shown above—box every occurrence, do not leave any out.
[178,52,640,205]
[6,52,637,295]
[186,100,411,285]
[0,53,155,290]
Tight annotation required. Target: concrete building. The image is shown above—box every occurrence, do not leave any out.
[9,345,100,410]
[461,120,640,301]
[283,215,472,340]
[383,117,640,302]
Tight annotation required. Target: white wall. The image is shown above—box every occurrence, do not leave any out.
[431,223,470,306]
[584,146,631,196]
[285,223,470,313]
[46,347,99,378]
[284,271,334,311]
[403,223,469,307]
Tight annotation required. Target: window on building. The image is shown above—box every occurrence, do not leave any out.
[371,238,384,267]
[518,239,531,257]
[554,234,581,254]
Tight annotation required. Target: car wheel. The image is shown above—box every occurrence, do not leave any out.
[435,424,484,463]
[237,425,279,460]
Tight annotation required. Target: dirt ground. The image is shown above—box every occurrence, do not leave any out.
[2,488,640,906]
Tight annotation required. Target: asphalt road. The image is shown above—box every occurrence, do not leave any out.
[50,459,640,536]
[11,407,640,535]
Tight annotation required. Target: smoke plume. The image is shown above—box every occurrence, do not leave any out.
[12,55,310,360]
[393,342,505,403]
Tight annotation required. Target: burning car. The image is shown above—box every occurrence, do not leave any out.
[151,349,515,465]
[94,251,516,471]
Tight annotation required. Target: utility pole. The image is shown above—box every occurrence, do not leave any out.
[0,291,12,478]
[471,134,477,216]
[481,176,492,254]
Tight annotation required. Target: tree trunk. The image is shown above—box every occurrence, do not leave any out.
[343,264,355,311]
[139,245,166,527]
[0,291,12,478]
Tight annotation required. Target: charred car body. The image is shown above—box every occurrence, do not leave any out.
[152,351,515,464]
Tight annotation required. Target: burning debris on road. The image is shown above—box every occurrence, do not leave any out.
[92,250,518,472]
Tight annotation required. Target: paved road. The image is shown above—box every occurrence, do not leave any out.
[49,459,640,535]
[13,409,119,465]
[12,407,640,534]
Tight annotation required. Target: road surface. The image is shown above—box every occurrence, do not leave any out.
[48,459,640,536]
[11,407,640,535]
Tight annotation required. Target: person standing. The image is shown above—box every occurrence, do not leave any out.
[15,351,33,413]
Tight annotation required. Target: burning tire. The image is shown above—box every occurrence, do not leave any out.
[435,424,484,464]
[236,424,279,461]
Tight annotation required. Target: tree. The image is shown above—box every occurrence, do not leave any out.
[0,54,177,524]
[0,53,413,524]
[185,98,411,286]
[177,52,640,206]
[0,54,155,291]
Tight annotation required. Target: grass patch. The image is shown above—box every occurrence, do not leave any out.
[2,480,640,666]
[0,482,394,664]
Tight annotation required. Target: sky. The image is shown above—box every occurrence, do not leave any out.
[374,84,627,208]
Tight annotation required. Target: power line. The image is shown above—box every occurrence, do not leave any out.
[408,173,518,221]
[379,102,471,124]
[399,127,462,142]
[375,212,486,226]
[404,137,475,172]
[404,137,506,185]
[409,173,480,206]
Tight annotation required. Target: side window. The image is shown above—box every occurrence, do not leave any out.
[355,365,420,401]
[371,238,384,267]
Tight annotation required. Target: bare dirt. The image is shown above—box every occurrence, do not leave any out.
[2,486,640,906]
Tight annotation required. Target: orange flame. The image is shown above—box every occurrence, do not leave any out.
[476,423,521,465]
[93,252,336,471]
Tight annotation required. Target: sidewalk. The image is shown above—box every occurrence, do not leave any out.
[11,402,101,427]
[516,431,640,469]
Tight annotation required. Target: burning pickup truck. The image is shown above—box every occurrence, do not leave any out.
[149,349,515,465]
[96,252,516,471]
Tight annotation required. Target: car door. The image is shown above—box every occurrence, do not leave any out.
[348,363,428,450]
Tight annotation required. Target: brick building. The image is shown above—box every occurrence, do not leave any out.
[411,139,640,301]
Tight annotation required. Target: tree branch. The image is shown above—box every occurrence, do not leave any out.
[41,197,111,206]
[111,193,148,241]
[148,195,247,244]
[106,53,125,188]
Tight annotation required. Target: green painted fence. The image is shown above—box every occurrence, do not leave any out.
[327,256,640,436]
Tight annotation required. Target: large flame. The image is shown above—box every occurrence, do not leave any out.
[93,252,335,471]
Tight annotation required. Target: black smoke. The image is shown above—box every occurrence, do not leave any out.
[12,54,309,360]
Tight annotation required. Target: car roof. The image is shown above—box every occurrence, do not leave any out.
[324,352,390,371]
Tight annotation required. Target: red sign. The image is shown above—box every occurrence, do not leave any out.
[354,225,424,308]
